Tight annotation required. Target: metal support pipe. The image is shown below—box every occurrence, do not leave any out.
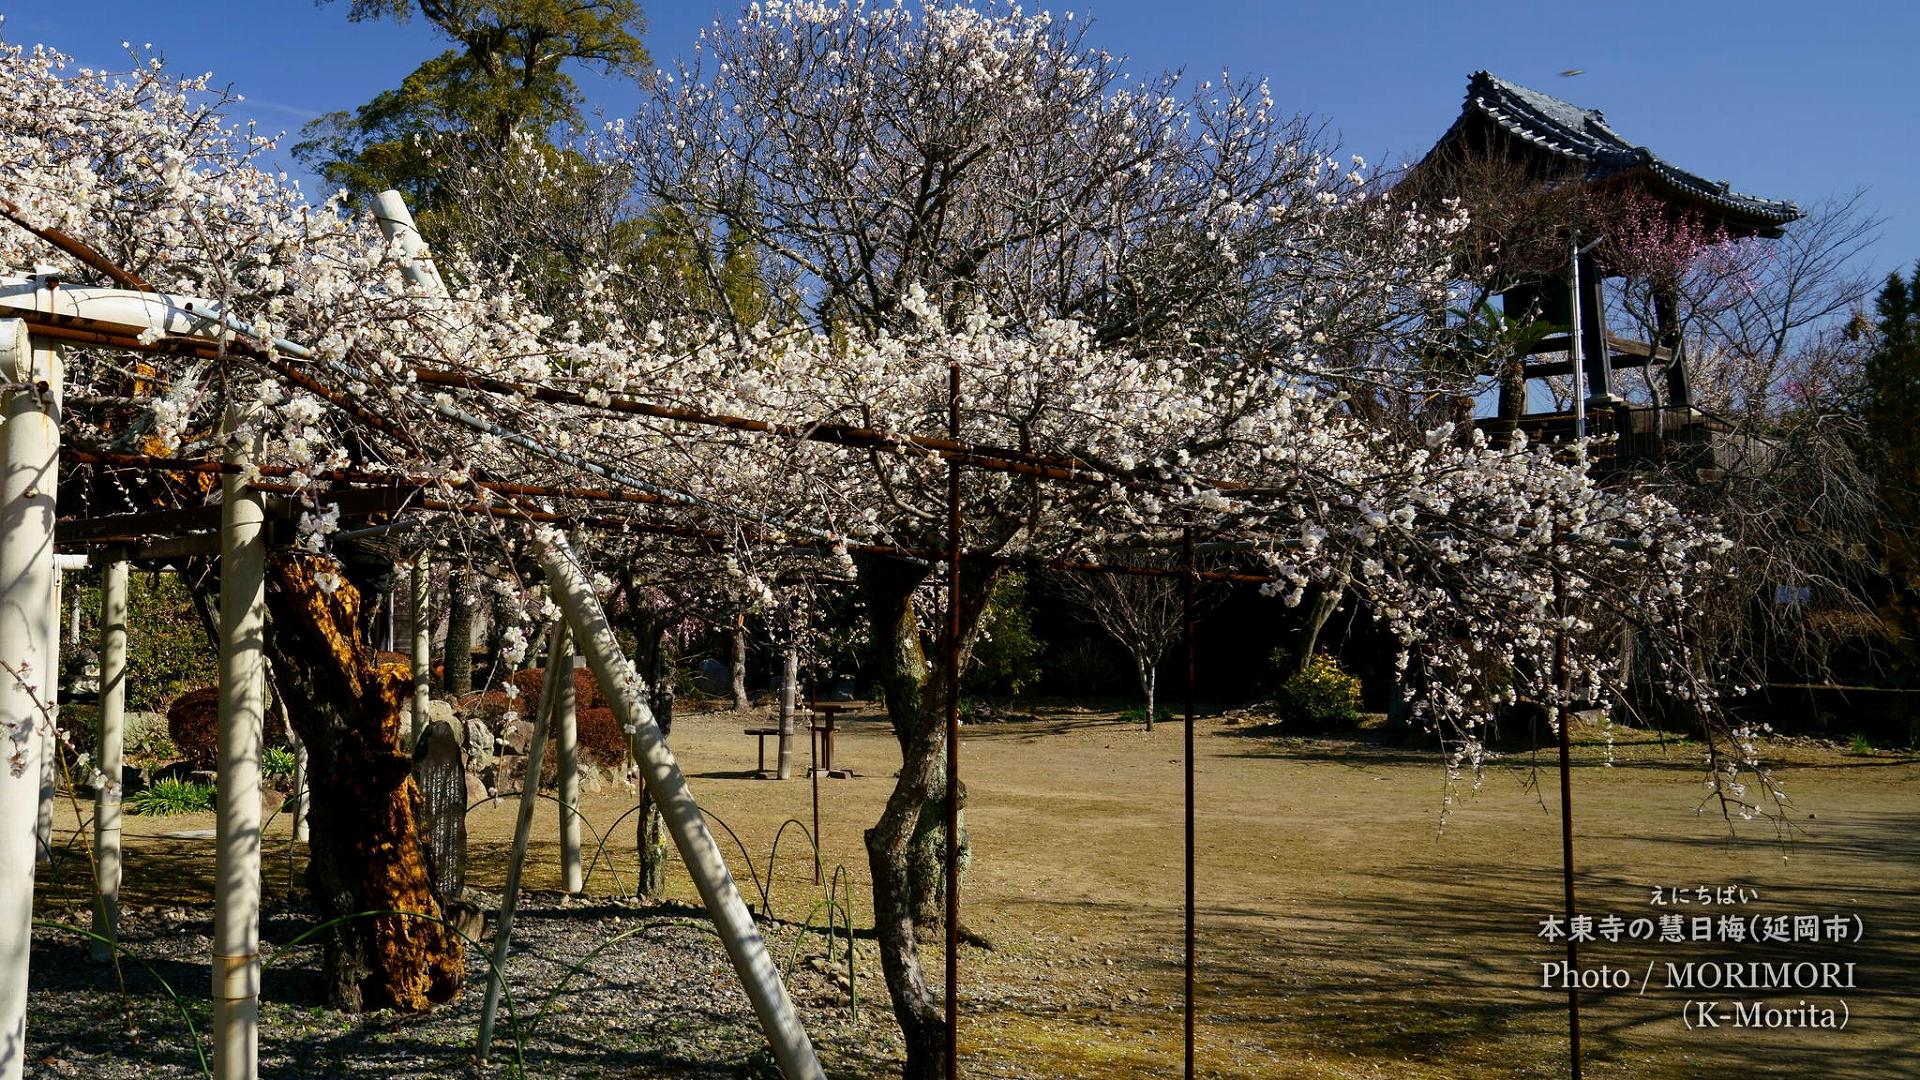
[944,363,962,1080]
[556,642,583,896]
[0,318,58,1080]
[539,535,824,1080]
[410,554,431,744]
[213,410,266,1080]
[477,621,569,1061]
[1182,526,1197,1080]
[93,557,129,960]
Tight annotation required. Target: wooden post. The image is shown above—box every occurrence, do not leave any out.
[213,409,267,1080]
[410,551,430,743]
[556,646,583,896]
[34,567,59,863]
[0,318,58,1080]
[93,556,129,960]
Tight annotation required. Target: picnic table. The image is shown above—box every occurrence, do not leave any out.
[809,702,855,778]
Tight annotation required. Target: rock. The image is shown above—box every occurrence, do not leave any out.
[693,658,729,695]
[499,751,557,794]
[464,770,491,809]
[464,718,496,772]
[425,699,456,728]
[499,720,536,756]
[576,762,605,796]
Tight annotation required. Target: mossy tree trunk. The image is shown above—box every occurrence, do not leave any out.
[443,568,473,696]
[856,552,989,1080]
[264,553,465,1013]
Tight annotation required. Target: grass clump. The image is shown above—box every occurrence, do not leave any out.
[126,777,216,816]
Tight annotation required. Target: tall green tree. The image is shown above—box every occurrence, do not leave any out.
[1866,264,1920,515]
[295,0,648,211]
[1860,263,1920,674]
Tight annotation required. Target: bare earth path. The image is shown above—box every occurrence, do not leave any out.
[31,704,1920,1078]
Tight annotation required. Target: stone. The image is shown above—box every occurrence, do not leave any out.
[425,699,456,727]
[411,719,468,899]
[693,658,729,695]
[499,720,536,756]
[464,718,496,772]
[464,770,491,808]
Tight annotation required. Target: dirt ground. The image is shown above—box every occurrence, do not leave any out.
[32,703,1920,1078]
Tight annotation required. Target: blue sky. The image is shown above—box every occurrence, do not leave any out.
[5,1,1917,284]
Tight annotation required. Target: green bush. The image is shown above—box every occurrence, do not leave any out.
[64,569,219,714]
[262,746,297,786]
[964,573,1044,700]
[1271,652,1363,730]
[1118,704,1174,726]
[127,777,217,816]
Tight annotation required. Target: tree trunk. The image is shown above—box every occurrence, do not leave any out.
[443,569,473,696]
[1279,555,1352,679]
[1141,664,1157,732]
[636,626,675,898]
[729,611,750,711]
[264,553,464,1013]
[856,553,987,1080]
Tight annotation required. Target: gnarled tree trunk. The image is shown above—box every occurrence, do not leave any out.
[265,553,464,1013]
[856,553,988,1080]
[443,568,473,696]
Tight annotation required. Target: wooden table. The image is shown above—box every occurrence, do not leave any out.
[809,702,855,778]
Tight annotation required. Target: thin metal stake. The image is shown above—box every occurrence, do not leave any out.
[944,362,962,1080]
[1553,559,1582,1079]
[1182,526,1197,1080]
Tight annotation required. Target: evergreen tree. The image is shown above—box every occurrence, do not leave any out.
[294,0,649,212]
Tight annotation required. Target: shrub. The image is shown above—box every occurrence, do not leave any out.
[1118,704,1175,727]
[127,777,217,816]
[964,573,1044,700]
[1271,652,1362,730]
[262,746,297,788]
[166,687,287,770]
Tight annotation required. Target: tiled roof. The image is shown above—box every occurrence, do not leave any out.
[1458,71,1801,228]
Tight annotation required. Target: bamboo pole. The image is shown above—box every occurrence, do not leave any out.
[92,556,129,960]
[477,621,570,1061]
[0,317,58,1080]
[540,534,824,1080]
[776,642,797,781]
[213,410,267,1080]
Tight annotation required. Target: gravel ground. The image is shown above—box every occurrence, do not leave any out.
[24,892,902,1079]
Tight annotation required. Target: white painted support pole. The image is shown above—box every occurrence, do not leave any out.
[540,536,824,1080]
[555,643,582,896]
[213,412,266,1080]
[410,551,430,743]
[776,642,797,781]
[0,318,58,1080]
[476,621,569,1062]
[92,556,129,960]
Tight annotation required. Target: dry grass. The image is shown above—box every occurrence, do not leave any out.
[33,704,1920,1078]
